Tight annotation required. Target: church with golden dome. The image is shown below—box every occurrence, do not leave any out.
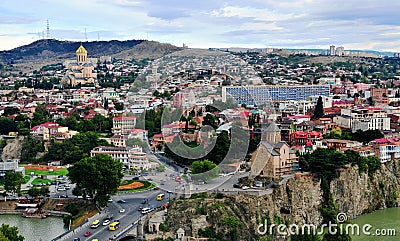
[61,44,98,87]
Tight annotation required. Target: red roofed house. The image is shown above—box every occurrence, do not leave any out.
[289,131,323,147]
[31,122,69,140]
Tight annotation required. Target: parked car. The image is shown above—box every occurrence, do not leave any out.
[141,199,147,204]
[73,238,80,241]
[241,186,250,190]
[233,183,242,188]
[117,199,126,203]
[84,231,92,237]
[119,209,126,213]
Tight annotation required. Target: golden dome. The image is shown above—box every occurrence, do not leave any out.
[76,44,88,54]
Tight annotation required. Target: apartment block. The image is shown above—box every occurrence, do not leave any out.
[222,85,330,106]
[333,108,390,132]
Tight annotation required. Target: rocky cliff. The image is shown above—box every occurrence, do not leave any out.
[1,137,24,161]
[164,160,400,240]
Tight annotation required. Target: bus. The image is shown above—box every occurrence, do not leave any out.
[156,193,165,201]
[109,221,120,231]
[91,219,100,229]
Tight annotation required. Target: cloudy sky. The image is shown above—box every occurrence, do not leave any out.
[1,0,399,52]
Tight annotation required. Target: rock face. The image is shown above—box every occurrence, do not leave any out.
[165,159,400,240]
[331,162,400,219]
[1,137,24,160]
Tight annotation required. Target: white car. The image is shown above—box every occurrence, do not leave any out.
[241,186,250,190]
[141,207,151,214]
[102,219,111,226]
[119,209,126,213]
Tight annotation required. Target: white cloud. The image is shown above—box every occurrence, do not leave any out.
[0,0,399,52]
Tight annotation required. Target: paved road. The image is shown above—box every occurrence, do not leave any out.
[66,190,170,241]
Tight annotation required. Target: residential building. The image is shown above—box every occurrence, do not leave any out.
[321,139,363,151]
[90,145,154,170]
[112,116,137,134]
[371,138,400,163]
[110,134,128,147]
[124,128,148,142]
[289,131,323,147]
[30,122,71,141]
[333,107,390,132]
[0,160,25,178]
[222,85,330,106]
[330,45,335,56]
[336,46,344,56]
[172,90,196,108]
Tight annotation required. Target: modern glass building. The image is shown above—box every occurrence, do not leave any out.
[222,85,330,106]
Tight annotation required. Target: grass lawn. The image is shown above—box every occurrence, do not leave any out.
[31,178,52,185]
[26,168,68,176]
[23,176,31,184]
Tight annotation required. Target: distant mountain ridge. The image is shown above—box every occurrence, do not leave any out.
[0,39,182,67]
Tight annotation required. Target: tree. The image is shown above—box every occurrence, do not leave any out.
[67,154,124,207]
[126,138,148,151]
[323,231,352,241]
[206,131,230,164]
[3,107,20,117]
[0,117,17,135]
[351,129,384,144]
[114,102,124,111]
[0,230,9,241]
[202,113,218,129]
[20,136,44,163]
[43,132,110,164]
[0,224,24,241]
[290,233,321,241]
[3,171,24,196]
[190,160,219,179]
[191,160,217,174]
[312,96,324,120]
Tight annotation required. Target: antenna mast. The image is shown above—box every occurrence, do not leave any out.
[46,19,50,39]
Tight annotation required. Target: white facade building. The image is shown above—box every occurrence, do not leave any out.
[333,108,390,132]
[90,145,154,170]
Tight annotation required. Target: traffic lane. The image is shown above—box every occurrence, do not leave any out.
[69,191,163,241]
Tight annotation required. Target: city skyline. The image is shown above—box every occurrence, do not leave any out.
[0,0,400,52]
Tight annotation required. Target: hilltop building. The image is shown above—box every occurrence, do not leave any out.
[61,44,97,87]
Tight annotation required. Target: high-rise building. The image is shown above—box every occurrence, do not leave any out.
[330,45,336,56]
[222,85,330,106]
[336,46,344,56]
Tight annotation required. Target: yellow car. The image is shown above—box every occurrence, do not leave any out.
[156,193,165,201]
[92,239,98,241]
